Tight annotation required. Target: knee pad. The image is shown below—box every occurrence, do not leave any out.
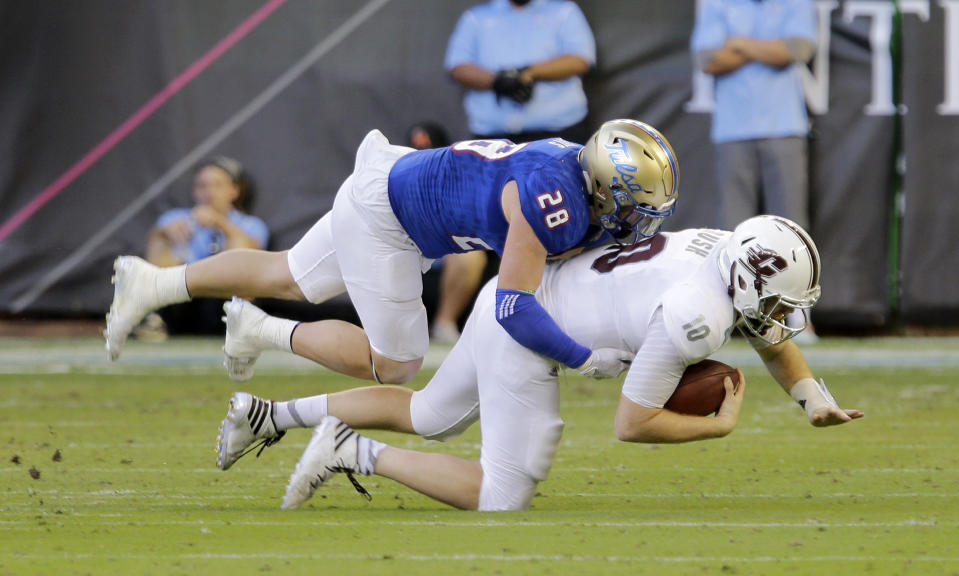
[478,417,563,511]
[478,460,538,511]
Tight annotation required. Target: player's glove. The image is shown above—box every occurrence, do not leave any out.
[577,348,632,379]
[492,68,533,103]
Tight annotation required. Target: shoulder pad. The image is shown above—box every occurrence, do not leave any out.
[661,283,735,363]
[518,166,590,254]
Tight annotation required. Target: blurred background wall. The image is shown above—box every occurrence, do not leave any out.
[0,0,956,329]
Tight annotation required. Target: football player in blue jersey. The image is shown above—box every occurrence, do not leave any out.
[105,119,679,388]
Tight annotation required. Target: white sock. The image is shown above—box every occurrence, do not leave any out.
[273,394,327,431]
[257,314,299,353]
[156,264,190,306]
[357,435,386,476]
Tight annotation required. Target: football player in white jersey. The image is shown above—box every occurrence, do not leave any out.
[216,215,863,511]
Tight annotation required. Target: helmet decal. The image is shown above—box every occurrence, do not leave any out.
[604,139,642,194]
[742,246,788,296]
[632,123,679,199]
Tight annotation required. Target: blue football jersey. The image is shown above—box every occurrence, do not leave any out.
[388,138,597,259]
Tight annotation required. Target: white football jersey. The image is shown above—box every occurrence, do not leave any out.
[409,228,741,500]
[538,228,737,407]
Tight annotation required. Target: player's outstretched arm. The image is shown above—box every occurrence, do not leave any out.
[756,339,865,427]
[614,374,745,443]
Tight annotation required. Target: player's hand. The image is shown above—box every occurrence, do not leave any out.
[714,370,746,435]
[809,405,864,427]
[578,348,632,379]
[162,219,193,245]
[191,205,225,229]
[724,36,754,56]
[492,68,533,103]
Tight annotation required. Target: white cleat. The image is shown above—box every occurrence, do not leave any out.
[222,297,271,382]
[104,256,162,361]
[282,416,369,510]
[216,392,285,471]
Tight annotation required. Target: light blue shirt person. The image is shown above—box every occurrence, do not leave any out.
[150,156,270,265]
[690,0,817,143]
[155,207,269,264]
[445,0,596,136]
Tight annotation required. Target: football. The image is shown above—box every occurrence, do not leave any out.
[664,359,740,416]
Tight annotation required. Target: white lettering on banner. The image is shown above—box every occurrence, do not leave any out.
[687,0,958,116]
[685,0,716,115]
[844,1,930,115]
[940,1,959,113]
[845,1,899,115]
[802,1,839,115]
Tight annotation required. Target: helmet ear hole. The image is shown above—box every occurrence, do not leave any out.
[738,276,748,290]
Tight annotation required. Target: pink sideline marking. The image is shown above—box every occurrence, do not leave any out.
[0,0,288,244]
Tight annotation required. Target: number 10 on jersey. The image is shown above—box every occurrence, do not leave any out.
[537,190,570,229]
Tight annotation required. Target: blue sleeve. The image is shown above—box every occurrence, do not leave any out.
[239,215,270,249]
[558,2,596,65]
[783,0,817,44]
[155,208,190,229]
[444,10,478,70]
[225,211,270,249]
[495,288,591,368]
[690,0,726,52]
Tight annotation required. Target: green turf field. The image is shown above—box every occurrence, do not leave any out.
[2,337,958,575]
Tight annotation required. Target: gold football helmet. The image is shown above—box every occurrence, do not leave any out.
[578,119,679,244]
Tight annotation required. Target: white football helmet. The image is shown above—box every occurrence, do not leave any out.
[718,215,822,345]
[578,119,679,244]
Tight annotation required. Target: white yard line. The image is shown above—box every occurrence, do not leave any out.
[1,551,957,563]
[0,337,957,374]
[0,518,953,528]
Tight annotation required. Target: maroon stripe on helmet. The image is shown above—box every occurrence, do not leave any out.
[778,218,820,290]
